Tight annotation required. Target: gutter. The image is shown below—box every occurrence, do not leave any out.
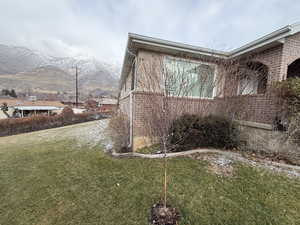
[128,25,292,60]
[229,26,291,57]
[129,33,229,58]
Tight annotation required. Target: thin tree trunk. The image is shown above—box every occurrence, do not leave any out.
[163,140,167,208]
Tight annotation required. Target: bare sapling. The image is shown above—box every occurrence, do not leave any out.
[134,51,272,224]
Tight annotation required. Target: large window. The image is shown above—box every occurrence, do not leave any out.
[165,57,216,98]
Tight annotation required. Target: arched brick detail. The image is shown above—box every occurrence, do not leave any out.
[252,45,283,84]
[248,58,270,68]
[280,32,300,80]
[288,56,300,66]
[287,58,300,78]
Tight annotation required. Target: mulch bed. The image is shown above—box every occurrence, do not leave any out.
[150,202,180,225]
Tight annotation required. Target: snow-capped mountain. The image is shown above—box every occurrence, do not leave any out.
[0,44,120,97]
[0,44,48,74]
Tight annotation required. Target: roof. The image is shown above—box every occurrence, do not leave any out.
[98,98,118,105]
[0,98,66,108]
[14,106,61,111]
[120,22,300,89]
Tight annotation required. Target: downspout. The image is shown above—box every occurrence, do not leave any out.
[127,48,137,149]
[129,91,133,148]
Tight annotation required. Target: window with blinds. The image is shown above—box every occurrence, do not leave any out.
[164,57,216,98]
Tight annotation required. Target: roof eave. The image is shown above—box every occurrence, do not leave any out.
[119,36,132,91]
[129,33,229,57]
[119,23,300,92]
[229,25,292,57]
[118,33,229,92]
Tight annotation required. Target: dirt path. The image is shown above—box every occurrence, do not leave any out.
[0,119,109,150]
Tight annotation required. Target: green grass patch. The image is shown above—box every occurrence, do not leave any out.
[136,144,160,154]
[0,139,299,225]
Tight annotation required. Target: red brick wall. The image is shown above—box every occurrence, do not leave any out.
[132,91,280,138]
[132,91,216,137]
[215,94,280,124]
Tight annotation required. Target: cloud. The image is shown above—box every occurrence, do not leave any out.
[0,0,299,65]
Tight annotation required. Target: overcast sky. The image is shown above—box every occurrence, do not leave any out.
[1,0,300,65]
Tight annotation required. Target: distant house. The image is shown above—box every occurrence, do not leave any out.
[61,101,85,108]
[0,98,66,119]
[119,23,300,151]
[98,98,118,113]
[83,98,117,114]
[61,98,85,108]
[85,99,98,111]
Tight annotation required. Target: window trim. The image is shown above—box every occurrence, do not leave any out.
[164,55,218,99]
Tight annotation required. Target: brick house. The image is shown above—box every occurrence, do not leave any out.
[119,23,300,151]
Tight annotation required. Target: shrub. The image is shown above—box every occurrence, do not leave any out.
[168,114,239,152]
[62,106,74,115]
[107,113,130,153]
[274,78,300,145]
[287,115,300,146]
[274,77,300,116]
[61,107,74,123]
[0,111,102,137]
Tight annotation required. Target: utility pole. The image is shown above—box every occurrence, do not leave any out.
[75,65,79,107]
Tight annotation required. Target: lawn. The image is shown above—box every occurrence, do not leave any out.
[0,129,300,224]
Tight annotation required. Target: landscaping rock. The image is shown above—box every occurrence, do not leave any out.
[190,153,234,176]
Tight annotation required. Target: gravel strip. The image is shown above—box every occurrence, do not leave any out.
[110,149,300,178]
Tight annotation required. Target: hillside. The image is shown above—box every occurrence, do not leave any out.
[0,44,119,97]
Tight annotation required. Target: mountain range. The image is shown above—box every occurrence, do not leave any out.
[0,44,120,99]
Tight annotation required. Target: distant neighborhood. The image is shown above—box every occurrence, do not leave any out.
[0,89,117,120]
